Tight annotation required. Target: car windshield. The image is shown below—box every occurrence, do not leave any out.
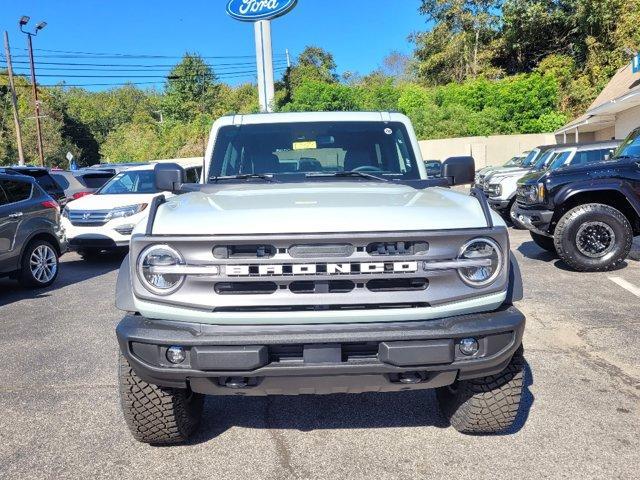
[504,156,523,167]
[532,150,554,170]
[208,121,421,181]
[520,149,538,167]
[613,129,640,159]
[97,170,157,194]
[547,151,572,171]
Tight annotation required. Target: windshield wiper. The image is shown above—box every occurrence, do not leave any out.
[209,174,275,182]
[305,171,389,182]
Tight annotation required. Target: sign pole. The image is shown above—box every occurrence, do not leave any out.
[254,20,275,112]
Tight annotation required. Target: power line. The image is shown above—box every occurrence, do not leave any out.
[3,61,288,73]
[11,48,286,60]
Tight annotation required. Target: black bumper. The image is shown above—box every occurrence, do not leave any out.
[69,237,126,250]
[116,305,525,396]
[514,205,554,235]
[487,198,511,211]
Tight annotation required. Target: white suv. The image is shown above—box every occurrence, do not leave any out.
[62,163,201,257]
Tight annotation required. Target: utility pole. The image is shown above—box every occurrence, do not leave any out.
[19,16,47,167]
[3,31,25,165]
[285,48,291,68]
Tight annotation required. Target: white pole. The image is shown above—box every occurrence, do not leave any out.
[254,20,275,113]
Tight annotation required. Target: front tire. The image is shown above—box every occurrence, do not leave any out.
[553,203,632,272]
[18,239,59,288]
[436,348,525,434]
[530,231,556,253]
[118,353,204,445]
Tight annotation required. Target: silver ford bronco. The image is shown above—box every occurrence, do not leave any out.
[115,112,526,444]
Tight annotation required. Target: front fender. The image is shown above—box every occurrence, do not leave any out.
[554,179,640,216]
[115,254,136,312]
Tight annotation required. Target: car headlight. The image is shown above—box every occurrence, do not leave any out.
[137,244,185,295]
[457,238,503,287]
[519,184,544,204]
[487,183,502,197]
[106,203,148,221]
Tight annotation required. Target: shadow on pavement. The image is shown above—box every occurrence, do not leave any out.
[188,358,535,444]
[0,250,127,308]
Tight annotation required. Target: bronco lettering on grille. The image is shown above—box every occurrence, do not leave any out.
[225,261,418,277]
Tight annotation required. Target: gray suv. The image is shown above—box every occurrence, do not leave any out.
[0,173,67,288]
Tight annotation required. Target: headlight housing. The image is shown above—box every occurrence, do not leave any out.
[457,238,503,287]
[486,183,502,197]
[106,203,148,221]
[137,244,185,295]
[519,184,545,204]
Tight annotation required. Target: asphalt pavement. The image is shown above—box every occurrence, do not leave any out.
[1,229,639,480]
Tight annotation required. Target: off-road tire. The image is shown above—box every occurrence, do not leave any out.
[509,200,524,230]
[530,231,556,253]
[18,239,59,288]
[436,348,525,434]
[554,203,632,272]
[118,353,204,445]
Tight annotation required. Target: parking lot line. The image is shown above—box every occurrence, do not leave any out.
[608,276,640,298]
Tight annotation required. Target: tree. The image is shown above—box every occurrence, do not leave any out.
[163,53,220,122]
[277,46,338,107]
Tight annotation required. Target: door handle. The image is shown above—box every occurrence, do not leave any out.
[8,212,23,218]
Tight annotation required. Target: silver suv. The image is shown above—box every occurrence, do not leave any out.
[115,112,526,444]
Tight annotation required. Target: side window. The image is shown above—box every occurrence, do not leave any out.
[2,180,32,204]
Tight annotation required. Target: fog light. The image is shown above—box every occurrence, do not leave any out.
[114,224,135,236]
[166,346,186,364]
[459,338,479,356]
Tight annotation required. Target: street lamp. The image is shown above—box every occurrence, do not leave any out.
[19,15,47,167]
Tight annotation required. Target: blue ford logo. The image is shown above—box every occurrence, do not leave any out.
[226,0,297,22]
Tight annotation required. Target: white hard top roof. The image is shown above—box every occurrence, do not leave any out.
[223,111,409,126]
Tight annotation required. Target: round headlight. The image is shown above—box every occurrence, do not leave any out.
[137,244,185,295]
[457,238,503,287]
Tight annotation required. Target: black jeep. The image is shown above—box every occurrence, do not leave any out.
[515,127,640,272]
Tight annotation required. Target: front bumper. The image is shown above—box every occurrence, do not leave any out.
[116,305,525,396]
[487,198,511,211]
[514,205,554,235]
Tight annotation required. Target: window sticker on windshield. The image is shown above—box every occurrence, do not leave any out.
[384,128,392,135]
[293,141,317,150]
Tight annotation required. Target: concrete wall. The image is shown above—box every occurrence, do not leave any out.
[418,133,557,168]
[615,105,640,139]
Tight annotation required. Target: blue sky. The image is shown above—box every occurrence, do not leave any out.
[1,0,427,90]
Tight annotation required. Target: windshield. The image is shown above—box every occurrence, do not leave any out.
[547,151,572,171]
[613,128,640,159]
[532,150,554,170]
[504,156,523,167]
[97,170,157,195]
[520,149,539,167]
[208,121,421,181]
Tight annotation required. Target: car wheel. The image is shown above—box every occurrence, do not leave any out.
[18,239,59,288]
[118,353,204,445]
[436,347,525,434]
[530,232,556,253]
[554,203,632,272]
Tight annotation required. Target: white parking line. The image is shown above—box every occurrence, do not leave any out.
[608,276,640,298]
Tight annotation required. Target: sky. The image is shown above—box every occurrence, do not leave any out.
[1,0,427,90]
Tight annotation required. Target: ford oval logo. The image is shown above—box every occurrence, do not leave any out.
[226,0,297,22]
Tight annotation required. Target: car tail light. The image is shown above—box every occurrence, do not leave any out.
[41,200,60,212]
[72,191,92,200]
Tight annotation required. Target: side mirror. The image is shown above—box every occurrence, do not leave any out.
[154,163,185,192]
[442,156,475,186]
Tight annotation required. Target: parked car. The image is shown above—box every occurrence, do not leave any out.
[515,128,640,271]
[0,173,67,288]
[0,166,67,207]
[61,162,202,258]
[49,169,114,203]
[114,111,526,444]
[474,146,554,188]
[423,160,442,177]
[84,162,148,175]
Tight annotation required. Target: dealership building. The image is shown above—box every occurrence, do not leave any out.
[556,59,640,143]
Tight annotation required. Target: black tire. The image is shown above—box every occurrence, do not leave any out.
[509,200,525,230]
[18,239,59,288]
[118,353,204,445]
[436,348,525,434]
[553,203,632,272]
[530,231,556,253]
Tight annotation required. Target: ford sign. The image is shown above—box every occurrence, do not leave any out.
[226,0,298,22]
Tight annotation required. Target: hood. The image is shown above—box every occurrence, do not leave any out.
[66,192,161,211]
[150,181,497,235]
[518,171,546,186]
[487,167,531,182]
